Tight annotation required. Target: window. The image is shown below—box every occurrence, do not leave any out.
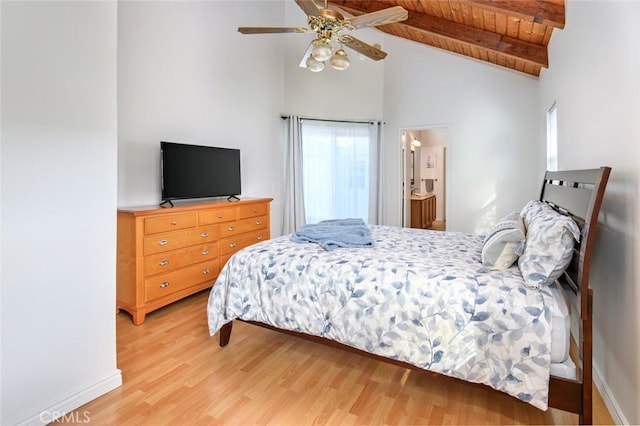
[546,102,558,171]
[300,119,375,224]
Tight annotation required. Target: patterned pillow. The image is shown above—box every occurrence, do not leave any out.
[518,202,581,288]
[520,199,547,231]
[481,211,526,270]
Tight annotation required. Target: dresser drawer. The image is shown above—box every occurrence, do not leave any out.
[117,197,272,325]
[199,207,237,225]
[144,212,197,235]
[143,243,218,276]
[144,260,219,302]
[218,215,268,238]
[237,203,268,219]
[143,226,219,255]
[219,229,268,256]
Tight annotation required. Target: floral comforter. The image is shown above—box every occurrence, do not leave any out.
[207,225,554,410]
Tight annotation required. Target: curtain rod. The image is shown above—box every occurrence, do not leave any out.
[281,115,380,125]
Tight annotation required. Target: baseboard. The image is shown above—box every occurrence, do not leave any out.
[17,369,122,426]
[593,362,626,425]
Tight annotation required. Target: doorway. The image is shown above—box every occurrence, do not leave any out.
[401,125,449,230]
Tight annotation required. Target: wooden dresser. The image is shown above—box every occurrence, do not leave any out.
[410,194,436,229]
[117,197,272,325]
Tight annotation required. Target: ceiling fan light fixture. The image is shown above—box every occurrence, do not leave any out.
[238,3,407,73]
[305,54,324,72]
[330,48,350,70]
[311,38,332,62]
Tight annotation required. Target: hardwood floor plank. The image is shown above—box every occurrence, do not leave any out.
[60,289,615,425]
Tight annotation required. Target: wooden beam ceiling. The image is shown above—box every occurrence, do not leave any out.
[328,0,565,77]
[465,1,564,28]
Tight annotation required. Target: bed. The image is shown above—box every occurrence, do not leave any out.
[207,167,610,425]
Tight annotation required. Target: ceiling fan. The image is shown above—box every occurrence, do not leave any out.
[238,0,408,72]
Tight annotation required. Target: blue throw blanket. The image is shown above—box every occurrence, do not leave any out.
[290,218,374,251]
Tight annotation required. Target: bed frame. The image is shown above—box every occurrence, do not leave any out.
[219,167,611,425]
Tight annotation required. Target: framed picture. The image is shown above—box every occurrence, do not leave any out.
[426,153,436,169]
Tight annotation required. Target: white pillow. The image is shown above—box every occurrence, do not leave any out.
[520,199,547,232]
[518,202,581,288]
[481,212,526,270]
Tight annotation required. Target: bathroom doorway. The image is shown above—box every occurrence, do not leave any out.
[401,125,449,230]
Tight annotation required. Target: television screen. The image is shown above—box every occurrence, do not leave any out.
[160,141,241,202]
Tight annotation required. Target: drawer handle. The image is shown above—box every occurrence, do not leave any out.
[228,226,235,231]
[160,282,170,288]
[217,215,223,219]
[201,232,209,238]
[257,235,263,241]
[159,240,168,246]
[202,249,210,256]
[253,209,257,213]
[159,260,169,266]
[256,220,262,225]
[171,221,177,226]
[202,269,210,275]
[229,242,237,248]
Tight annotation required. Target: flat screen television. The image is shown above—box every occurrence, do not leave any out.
[160,141,241,205]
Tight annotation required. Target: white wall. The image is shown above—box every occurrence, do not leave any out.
[419,127,447,221]
[382,37,542,232]
[0,1,3,421]
[117,1,286,235]
[540,1,640,424]
[1,2,121,424]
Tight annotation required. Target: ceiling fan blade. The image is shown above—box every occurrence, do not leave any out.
[295,0,320,17]
[345,6,408,29]
[298,42,315,68]
[238,26,308,34]
[340,35,387,61]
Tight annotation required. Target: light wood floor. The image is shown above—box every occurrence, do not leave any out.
[65,290,614,425]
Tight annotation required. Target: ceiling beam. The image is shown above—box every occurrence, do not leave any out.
[330,1,548,69]
[465,0,565,29]
[401,9,549,68]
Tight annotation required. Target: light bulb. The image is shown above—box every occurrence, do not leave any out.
[311,38,332,62]
[305,55,324,72]
[330,48,350,70]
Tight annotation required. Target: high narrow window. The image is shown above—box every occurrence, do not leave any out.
[300,119,376,224]
[547,102,558,171]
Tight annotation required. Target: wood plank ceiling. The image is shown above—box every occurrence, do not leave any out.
[327,0,565,77]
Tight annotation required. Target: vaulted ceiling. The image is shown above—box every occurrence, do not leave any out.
[327,0,565,77]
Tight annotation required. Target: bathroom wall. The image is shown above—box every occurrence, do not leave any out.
[418,128,447,222]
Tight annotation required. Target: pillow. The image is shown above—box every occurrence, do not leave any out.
[520,199,548,231]
[518,203,581,288]
[481,211,526,270]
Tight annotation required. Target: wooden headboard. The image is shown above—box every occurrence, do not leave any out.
[539,167,611,424]
[539,167,611,305]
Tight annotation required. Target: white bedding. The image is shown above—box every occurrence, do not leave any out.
[551,356,576,380]
[207,225,558,410]
[549,283,571,363]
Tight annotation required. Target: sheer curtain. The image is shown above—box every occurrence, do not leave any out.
[281,116,306,235]
[282,116,381,233]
